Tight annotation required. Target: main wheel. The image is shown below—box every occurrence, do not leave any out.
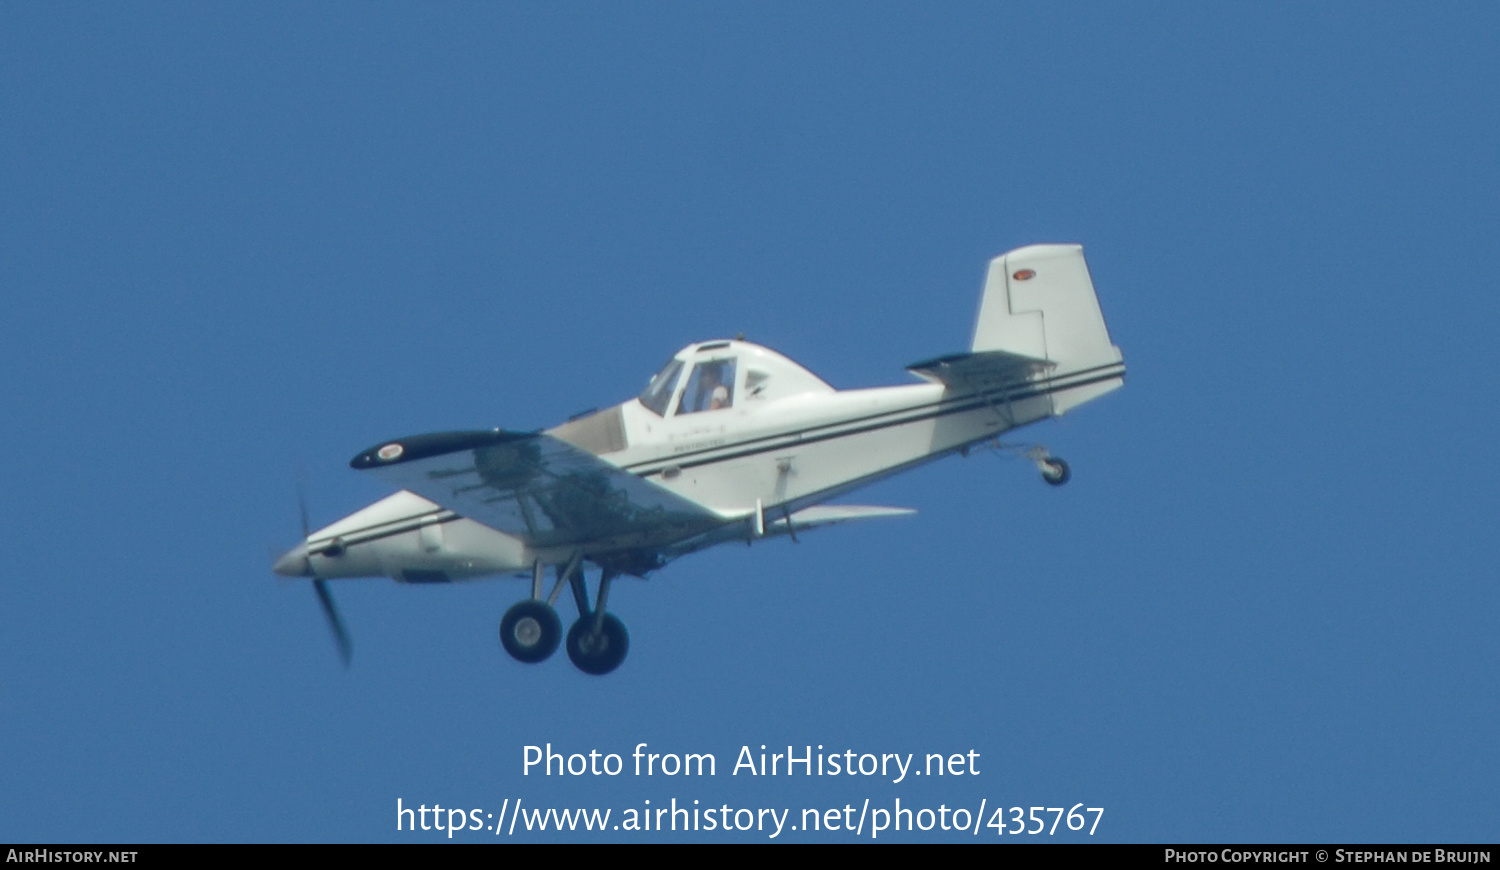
[1040,457,1071,486]
[566,613,629,675]
[499,600,562,663]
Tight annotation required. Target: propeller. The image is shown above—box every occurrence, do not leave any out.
[287,486,353,668]
[314,578,353,668]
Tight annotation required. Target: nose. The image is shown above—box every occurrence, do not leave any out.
[273,542,313,577]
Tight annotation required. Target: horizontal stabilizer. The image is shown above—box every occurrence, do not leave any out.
[906,349,1054,394]
[772,504,915,533]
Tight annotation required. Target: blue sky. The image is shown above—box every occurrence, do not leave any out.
[2,4,1496,842]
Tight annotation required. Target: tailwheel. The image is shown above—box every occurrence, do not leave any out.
[566,613,629,675]
[499,600,562,663]
[1026,446,1071,487]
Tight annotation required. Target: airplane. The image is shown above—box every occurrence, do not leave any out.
[273,243,1125,675]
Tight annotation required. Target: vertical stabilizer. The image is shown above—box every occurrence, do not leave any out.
[971,244,1124,414]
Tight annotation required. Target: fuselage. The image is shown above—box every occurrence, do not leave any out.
[276,338,1061,583]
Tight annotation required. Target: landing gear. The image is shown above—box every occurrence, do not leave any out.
[499,600,561,663]
[565,568,629,675]
[501,557,630,674]
[567,612,629,675]
[1026,446,1071,486]
[979,441,1074,487]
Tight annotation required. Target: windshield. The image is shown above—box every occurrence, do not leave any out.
[637,358,683,417]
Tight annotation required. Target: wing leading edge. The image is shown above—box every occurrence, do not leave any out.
[350,430,726,555]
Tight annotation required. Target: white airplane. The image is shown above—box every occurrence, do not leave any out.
[274,244,1125,675]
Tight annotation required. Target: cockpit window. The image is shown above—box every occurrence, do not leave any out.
[676,359,736,415]
[638,358,684,417]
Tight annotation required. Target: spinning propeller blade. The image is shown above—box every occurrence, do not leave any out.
[297,480,311,538]
[283,485,353,667]
[313,579,353,668]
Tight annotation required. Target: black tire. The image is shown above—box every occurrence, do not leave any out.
[1041,457,1071,486]
[499,600,562,663]
[566,612,630,676]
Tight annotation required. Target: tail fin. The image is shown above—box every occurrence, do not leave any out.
[971,244,1124,414]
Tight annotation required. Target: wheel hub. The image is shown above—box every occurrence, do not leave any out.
[514,616,541,646]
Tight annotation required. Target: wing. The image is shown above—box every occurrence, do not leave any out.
[350,430,726,554]
[905,349,1055,394]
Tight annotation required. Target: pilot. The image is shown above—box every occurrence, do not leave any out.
[696,365,730,411]
[707,370,730,410]
[679,363,733,414]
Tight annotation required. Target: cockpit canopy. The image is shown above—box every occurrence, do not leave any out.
[637,339,835,418]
